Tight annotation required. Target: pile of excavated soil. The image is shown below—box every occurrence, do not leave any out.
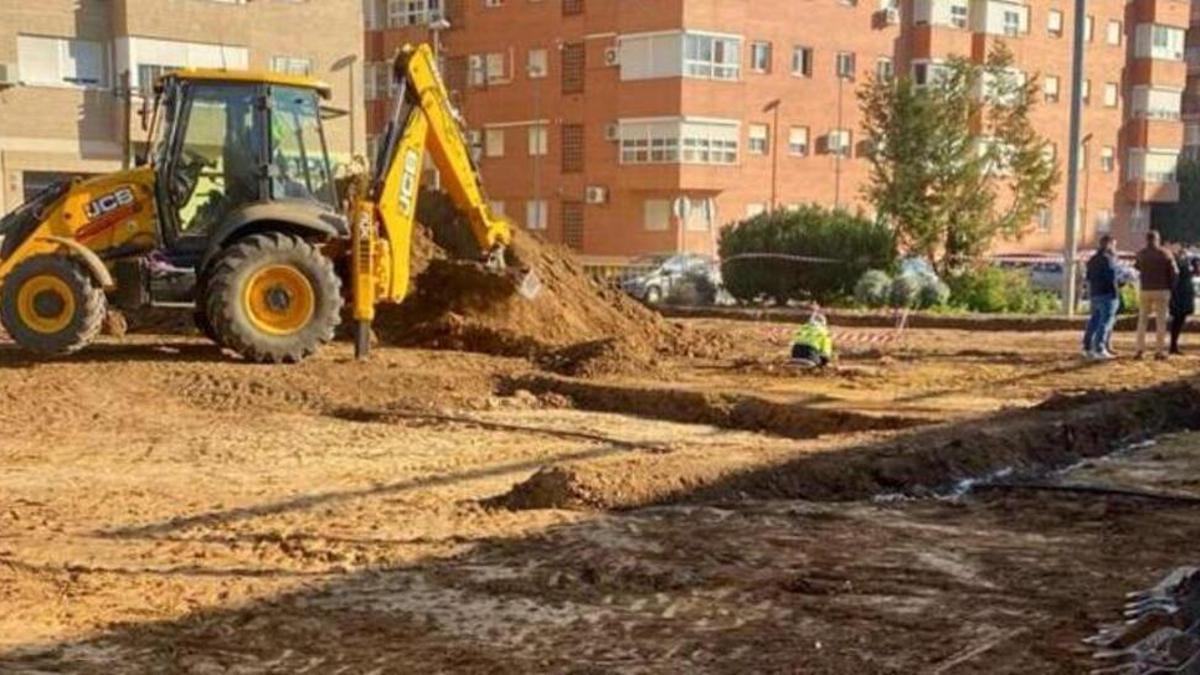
[376,227,726,374]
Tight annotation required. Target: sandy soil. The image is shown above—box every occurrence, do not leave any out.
[1,320,1198,673]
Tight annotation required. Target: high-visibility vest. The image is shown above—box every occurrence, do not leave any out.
[792,323,833,358]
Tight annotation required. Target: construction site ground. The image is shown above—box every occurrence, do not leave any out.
[3,318,1200,673]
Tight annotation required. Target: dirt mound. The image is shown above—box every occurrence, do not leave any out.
[377,228,723,374]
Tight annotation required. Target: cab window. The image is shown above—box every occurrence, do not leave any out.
[269,86,335,207]
[171,83,263,237]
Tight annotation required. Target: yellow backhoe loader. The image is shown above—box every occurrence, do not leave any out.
[0,43,536,363]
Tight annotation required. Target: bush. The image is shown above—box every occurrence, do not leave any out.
[854,270,892,308]
[889,274,923,308]
[719,205,896,304]
[948,266,1060,314]
[917,276,952,308]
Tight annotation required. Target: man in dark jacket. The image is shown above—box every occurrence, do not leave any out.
[1135,230,1179,359]
[1083,235,1119,359]
[1169,255,1199,355]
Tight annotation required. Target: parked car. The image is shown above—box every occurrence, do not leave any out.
[621,253,724,305]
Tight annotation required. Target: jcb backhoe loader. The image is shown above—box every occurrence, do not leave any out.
[0,43,534,363]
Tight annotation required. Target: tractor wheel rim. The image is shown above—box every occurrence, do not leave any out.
[16,275,75,334]
[242,264,315,336]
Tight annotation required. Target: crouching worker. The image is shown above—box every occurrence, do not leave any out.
[791,312,834,368]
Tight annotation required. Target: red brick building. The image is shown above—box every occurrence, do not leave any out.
[363,0,1189,265]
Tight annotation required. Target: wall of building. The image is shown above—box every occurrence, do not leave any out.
[364,0,1191,263]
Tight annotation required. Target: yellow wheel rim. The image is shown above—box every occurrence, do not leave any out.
[15,274,75,334]
[242,264,315,336]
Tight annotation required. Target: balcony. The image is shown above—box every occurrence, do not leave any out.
[907,24,975,60]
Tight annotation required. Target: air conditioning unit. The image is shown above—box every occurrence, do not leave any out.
[585,186,609,204]
[603,47,620,67]
[882,7,900,24]
[0,63,17,87]
[604,123,619,141]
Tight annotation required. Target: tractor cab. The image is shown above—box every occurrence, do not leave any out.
[145,70,342,263]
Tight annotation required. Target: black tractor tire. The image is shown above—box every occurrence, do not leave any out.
[204,232,342,364]
[193,306,220,344]
[0,254,106,355]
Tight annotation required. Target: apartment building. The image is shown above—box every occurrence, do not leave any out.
[0,0,365,214]
[364,0,1189,263]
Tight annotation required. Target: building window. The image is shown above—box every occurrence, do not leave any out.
[271,56,313,76]
[1048,9,1063,37]
[1082,79,1090,105]
[469,52,508,86]
[1103,82,1119,107]
[792,46,813,77]
[683,33,741,80]
[1106,20,1122,45]
[827,129,852,156]
[1044,75,1059,103]
[950,2,968,28]
[1003,10,1021,36]
[1101,146,1115,172]
[1036,208,1052,233]
[561,41,585,93]
[789,126,810,156]
[561,124,584,173]
[875,57,894,82]
[1127,149,1179,183]
[526,200,548,230]
[1131,85,1183,119]
[1138,24,1186,61]
[912,60,949,87]
[618,118,739,166]
[489,200,506,216]
[137,64,178,94]
[750,41,772,73]
[485,128,505,157]
[1084,15,1093,42]
[1095,210,1113,234]
[527,48,548,78]
[385,0,443,27]
[528,124,548,156]
[835,51,856,80]
[17,35,107,88]
[644,199,671,231]
[1131,205,1150,232]
[749,124,769,155]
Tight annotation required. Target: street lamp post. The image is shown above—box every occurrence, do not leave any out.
[1062,0,1087,315]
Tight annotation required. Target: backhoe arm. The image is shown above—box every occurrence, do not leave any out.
[348,42,514,358]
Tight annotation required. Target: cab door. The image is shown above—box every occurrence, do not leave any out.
[160,82,267,262]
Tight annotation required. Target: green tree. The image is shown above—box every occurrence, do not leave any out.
[1151,155,1200,245]
[860,43,1059,274]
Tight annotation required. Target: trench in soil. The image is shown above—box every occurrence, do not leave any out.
[483,377,1200,511]
[498,374,930,439]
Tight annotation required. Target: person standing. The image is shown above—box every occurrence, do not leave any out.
[1135,230,1179,360]
[1169,255,1199,355]
[1083,235,1119,360]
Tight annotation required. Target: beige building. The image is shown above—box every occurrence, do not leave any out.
[0,0,365,213]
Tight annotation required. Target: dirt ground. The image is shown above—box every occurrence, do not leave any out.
[2,318,1200,673]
